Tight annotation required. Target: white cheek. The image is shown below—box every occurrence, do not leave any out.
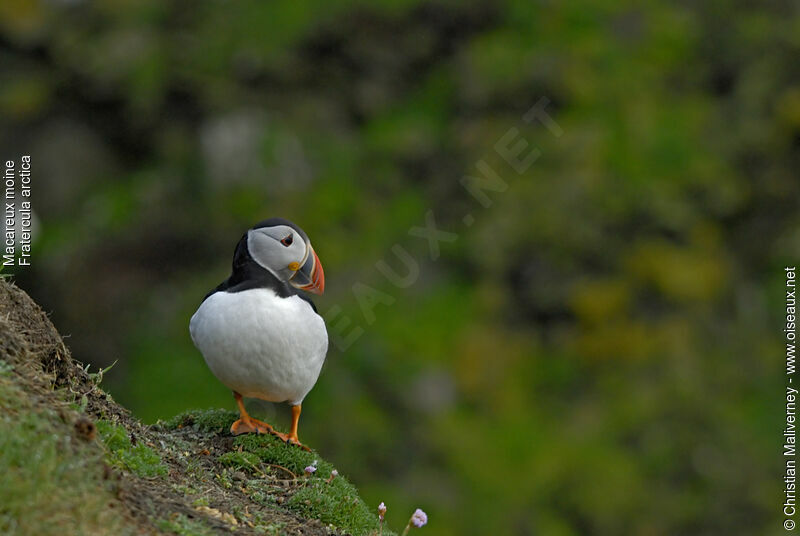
[290,241,306,264]
[247,230,305,277]
[248,232,282,272]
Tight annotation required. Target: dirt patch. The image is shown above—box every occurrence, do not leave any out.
[0,279,353,535]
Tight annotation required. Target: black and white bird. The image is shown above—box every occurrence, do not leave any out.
[190,218,327,450]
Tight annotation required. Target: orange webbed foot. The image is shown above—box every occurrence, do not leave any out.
[271,430,311,451]
[230,418,273,436]
[230,393,310,450]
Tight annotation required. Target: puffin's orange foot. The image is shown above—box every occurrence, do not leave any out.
[230,418,273,436]
[272,430,311,451]
[248,418,277,433]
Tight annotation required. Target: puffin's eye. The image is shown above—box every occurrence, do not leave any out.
[280,234,293,247]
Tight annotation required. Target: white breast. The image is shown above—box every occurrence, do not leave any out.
[189,288,328,405]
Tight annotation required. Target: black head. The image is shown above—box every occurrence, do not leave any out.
[221,218,325,297]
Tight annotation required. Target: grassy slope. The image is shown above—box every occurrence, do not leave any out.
[0,362,134,536]
[0,278,391,536]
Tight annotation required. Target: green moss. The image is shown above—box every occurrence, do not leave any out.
[288,478,385,536]
[96,418,131,450]
[233,433,318,475]
[191,497,210,507]
[154,408,387,534]
[215,468,234,489]
[233,434,388,536]
[157,514,214,536]
[252,519,286,535]
[96,420,167,478]
[218,450,262,473]
[0,378,131,535]
[171,484,199,496]
[159,408,238,434]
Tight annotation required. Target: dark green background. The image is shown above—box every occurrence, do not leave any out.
[1,0,797,534]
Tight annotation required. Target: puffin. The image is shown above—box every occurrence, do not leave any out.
[189,218,327,450]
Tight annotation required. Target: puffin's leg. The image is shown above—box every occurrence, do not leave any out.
[288,404,302,444]
[230,392,274,435]
[287,404,311,451]
[269,404,310,451]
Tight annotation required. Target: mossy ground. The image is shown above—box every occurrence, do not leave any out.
[0,365,132,536]
[162,409,394,535]
[0,279,388,535]
[153,409,393,535]
[96,420,168,478]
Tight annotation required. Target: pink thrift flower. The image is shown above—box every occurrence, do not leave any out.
[410,509,427,528]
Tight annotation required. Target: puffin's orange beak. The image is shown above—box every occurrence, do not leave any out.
[302,247,325,295]
[290,245,325,295]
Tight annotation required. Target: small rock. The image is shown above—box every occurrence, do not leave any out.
[232,471,247,482]
[74,417,96,441]
[195,505,238,526]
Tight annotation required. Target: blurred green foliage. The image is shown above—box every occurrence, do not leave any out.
[2,0,798,534]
